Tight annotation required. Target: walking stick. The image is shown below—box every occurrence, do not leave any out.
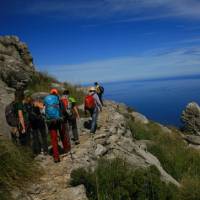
[65,122,74,161]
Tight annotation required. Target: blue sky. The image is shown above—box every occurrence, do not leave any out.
[1,0,200,84]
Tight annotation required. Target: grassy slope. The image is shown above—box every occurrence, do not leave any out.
[0,139,40,200]
[70,158,178,200]
[27,72,85,105]
[128,120,200,200]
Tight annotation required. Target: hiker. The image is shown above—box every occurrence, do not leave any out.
[44,89,70,162]
[25,96,48,155]
[94,82,104,106]
[61,90,80,145]
[84,87,102,133]
[13,90,29,145]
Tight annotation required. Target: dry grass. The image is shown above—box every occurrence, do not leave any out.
[0,139,41,199]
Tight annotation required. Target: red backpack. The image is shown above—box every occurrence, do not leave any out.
[61,97,69,110]
[60,96,73,117]
[84,95,95,110]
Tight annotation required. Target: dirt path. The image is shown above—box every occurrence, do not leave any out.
[26,106,112,200]
[29,130,94,199]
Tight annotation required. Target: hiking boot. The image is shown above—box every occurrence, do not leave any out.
[90,131,96,134]
[74,140,80,145]
[54,158,60,163]
[63,150,69,154]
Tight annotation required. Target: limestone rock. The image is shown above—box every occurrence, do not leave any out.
[131,111,149,124]
[188,144,200,150]
[0,35,36,89]
[183,135,200,145]
[57,185,88,200]
[0,80,14,137]
[0,36,37,137]
[95,144,107,157]
[181,102,200,135]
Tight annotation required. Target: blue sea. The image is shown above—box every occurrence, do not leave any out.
[103,76,200,127]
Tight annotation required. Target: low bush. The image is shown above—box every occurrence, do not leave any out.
[70,158,178,200]
[27,71,57,93]
[27,72,85,105]
[0,139,41,199]
[149,133,200,181]
[179,176,200,200]
[128,120,161,140]
[128,119,200,187]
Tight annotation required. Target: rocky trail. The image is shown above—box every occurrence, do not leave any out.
[14,101,181,200]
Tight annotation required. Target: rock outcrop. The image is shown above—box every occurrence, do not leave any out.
[181,102,200,136]
[131,111,149,124]
[0,36,35,89]
[0,35,36,137]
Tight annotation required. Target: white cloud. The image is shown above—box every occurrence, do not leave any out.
[24,0,200,21]
[44,46,200,84]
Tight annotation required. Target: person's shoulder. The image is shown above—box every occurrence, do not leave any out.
[93,93,99,98]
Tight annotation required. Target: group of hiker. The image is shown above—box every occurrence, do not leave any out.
[5,82,104,163]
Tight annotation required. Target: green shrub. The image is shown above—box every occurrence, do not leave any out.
[128,120,161,140]
[27,72,85,105]
[70,158,178,200]
[148,133,200,181]
[179,176,200,200]
[0,139,41,199]
[128,119,200,186]
[27,71,57,93]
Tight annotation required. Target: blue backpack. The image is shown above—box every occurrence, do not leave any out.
[44,95,61,120]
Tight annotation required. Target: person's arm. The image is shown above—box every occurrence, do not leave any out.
[18,110,26,133]
[94,94,102,111]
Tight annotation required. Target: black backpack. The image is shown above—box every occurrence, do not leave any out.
[99,86,104,94]
[5,102,19,127]
[25,103,45,129]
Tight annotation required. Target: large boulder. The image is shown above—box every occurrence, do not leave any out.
[131,111,149,124]
[181,102,200,135]
[183,135,200,145]
[0,80,14,137]
[0,35,37,137]
[0,35,36,89]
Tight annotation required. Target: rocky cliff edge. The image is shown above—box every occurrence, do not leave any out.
[0,36,36,136]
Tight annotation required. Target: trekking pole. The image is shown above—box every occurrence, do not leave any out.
[69,146,73,161]
[66,122,74,161]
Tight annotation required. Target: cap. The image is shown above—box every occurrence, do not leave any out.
[89,86,96,92]
[50,88,58,95]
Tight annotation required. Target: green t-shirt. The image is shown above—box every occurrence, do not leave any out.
[14,102,28,123]
[69,96,76,108]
